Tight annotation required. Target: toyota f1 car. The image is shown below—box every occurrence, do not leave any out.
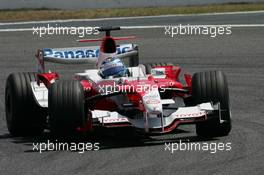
[5,27,231,137]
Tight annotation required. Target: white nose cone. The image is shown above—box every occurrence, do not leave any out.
[142,89,162,114]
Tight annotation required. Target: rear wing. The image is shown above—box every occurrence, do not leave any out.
[36,43,138,72]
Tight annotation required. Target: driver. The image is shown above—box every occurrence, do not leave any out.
[99,57,128,78]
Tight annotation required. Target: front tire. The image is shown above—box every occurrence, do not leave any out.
[5,72,47,136]
[192,71,232,137]
[48,80,87,137]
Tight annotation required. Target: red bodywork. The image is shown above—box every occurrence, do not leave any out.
[36,64,194,133]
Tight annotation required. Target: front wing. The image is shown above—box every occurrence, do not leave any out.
[91,102,219,133]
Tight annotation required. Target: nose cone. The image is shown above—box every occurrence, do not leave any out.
[142,90,162,113]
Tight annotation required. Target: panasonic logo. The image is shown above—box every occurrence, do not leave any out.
[43,46,131,59]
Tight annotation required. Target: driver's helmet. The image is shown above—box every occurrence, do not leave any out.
[99,57,128,78]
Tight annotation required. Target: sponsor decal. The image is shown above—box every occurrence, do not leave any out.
[151,68,165,76]
[146,99,161,104]
[102,118,128,123]
[43,45,132,59]
[174,111,206,118]
[143,94,159,100]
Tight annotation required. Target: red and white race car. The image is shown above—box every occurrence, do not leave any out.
[5,27,231,138]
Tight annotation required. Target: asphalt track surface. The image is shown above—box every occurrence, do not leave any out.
[0,13,264,175]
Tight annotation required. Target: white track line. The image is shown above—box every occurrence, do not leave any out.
[0,10,264,26]
[0,28,33,32]
[0,24,264,32]
[121,24,264,29]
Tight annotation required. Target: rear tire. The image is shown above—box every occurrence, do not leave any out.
[192,71,231,137]
[5,72,47,136]
[48,80,87,137]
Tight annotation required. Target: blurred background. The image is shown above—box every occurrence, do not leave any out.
[0,0,263,9]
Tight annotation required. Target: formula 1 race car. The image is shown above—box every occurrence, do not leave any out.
[5,27,231,138]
